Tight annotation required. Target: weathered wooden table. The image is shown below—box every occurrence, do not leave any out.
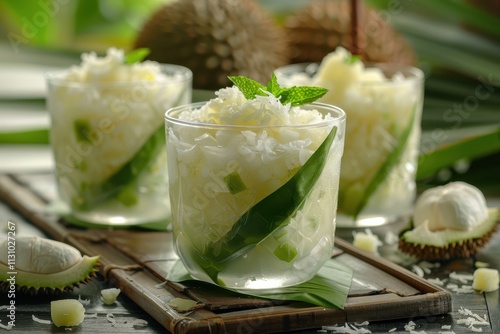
[0,172,499,334]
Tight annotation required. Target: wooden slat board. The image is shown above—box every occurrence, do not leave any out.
[0,174,452,334]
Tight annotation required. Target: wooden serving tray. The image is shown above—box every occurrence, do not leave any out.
[0,174,452,334]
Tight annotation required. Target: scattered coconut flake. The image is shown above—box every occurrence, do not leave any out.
[0,306,7,311]
[457,307,488,324]
[427,277,445,286]
[411,264,425,278]
[446,283,474,294]
[322,323,371,333]
[404,321,416,332]
[440,332,455,334]
[449,272,474,284]
[354,321,369,326]
[32,314,51,325]
[106,313,116,327]
[419,261,441,270]
[388,328,397,332]
[441,325,451,329]
[384,231,399,245]
[84,313,98,318]
[132,319,148,328]
[78,295,91,306]
[0,322,13,330]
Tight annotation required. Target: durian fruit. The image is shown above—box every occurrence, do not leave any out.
[399,182,499,261]
[0,236,100,294]
[134,0,289,90]
[285,0,415,65]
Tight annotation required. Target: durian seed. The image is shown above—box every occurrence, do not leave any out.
[51,299,85,327]
[352,228,382,254]
[101,288,121,305]
[472,268,499,292]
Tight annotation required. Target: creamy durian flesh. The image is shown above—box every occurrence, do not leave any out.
[399,182,499,260]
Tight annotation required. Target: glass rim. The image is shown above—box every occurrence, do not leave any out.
[45,63,193,87]
[165,101,346,130]
[274,62,425,85]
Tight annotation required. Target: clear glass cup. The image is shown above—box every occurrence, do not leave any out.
[275,63,424,227]
[47,64,192,226]
[165,102,346,289]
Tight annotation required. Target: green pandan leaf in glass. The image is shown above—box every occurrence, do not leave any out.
[200,125,338,283]
[347,106,418,219]
[72,87,189,211]
[124,48,151,64]
[73,124,165,210]
[74,119,92,142]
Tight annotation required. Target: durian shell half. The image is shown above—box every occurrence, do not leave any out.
[399,208,499,261]
[0,236,100,294]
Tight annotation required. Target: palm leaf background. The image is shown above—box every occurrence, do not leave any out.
[363,0,500,195]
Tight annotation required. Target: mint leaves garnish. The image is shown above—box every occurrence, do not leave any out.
[125,48,151,64]
[228,74,328,107]
[345,54,361,64]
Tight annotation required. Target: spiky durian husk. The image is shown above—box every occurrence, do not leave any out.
[285,0,415,65]
[134,0,289,90]
[0,256,100,295]
[398,224,498,261]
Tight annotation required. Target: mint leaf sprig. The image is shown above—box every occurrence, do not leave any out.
[228,74,328,107]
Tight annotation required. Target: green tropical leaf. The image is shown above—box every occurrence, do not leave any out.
[0,129,49,144]
[417,126,500,180]
[168,258,353,309]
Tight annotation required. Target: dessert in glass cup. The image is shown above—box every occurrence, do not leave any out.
[276,47,424,227]
[47,48,192,226]
[165,75,345,289]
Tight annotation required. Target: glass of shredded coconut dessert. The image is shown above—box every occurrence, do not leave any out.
[165,80,345,289]
[47,48,192,226]
[275,47,424,228]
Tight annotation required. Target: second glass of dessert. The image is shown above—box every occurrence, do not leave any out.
[275,47,424,227]
[165,76,345,289]
[47,48,192,226]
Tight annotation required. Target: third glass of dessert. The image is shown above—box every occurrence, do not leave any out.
[275,47,424,227]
